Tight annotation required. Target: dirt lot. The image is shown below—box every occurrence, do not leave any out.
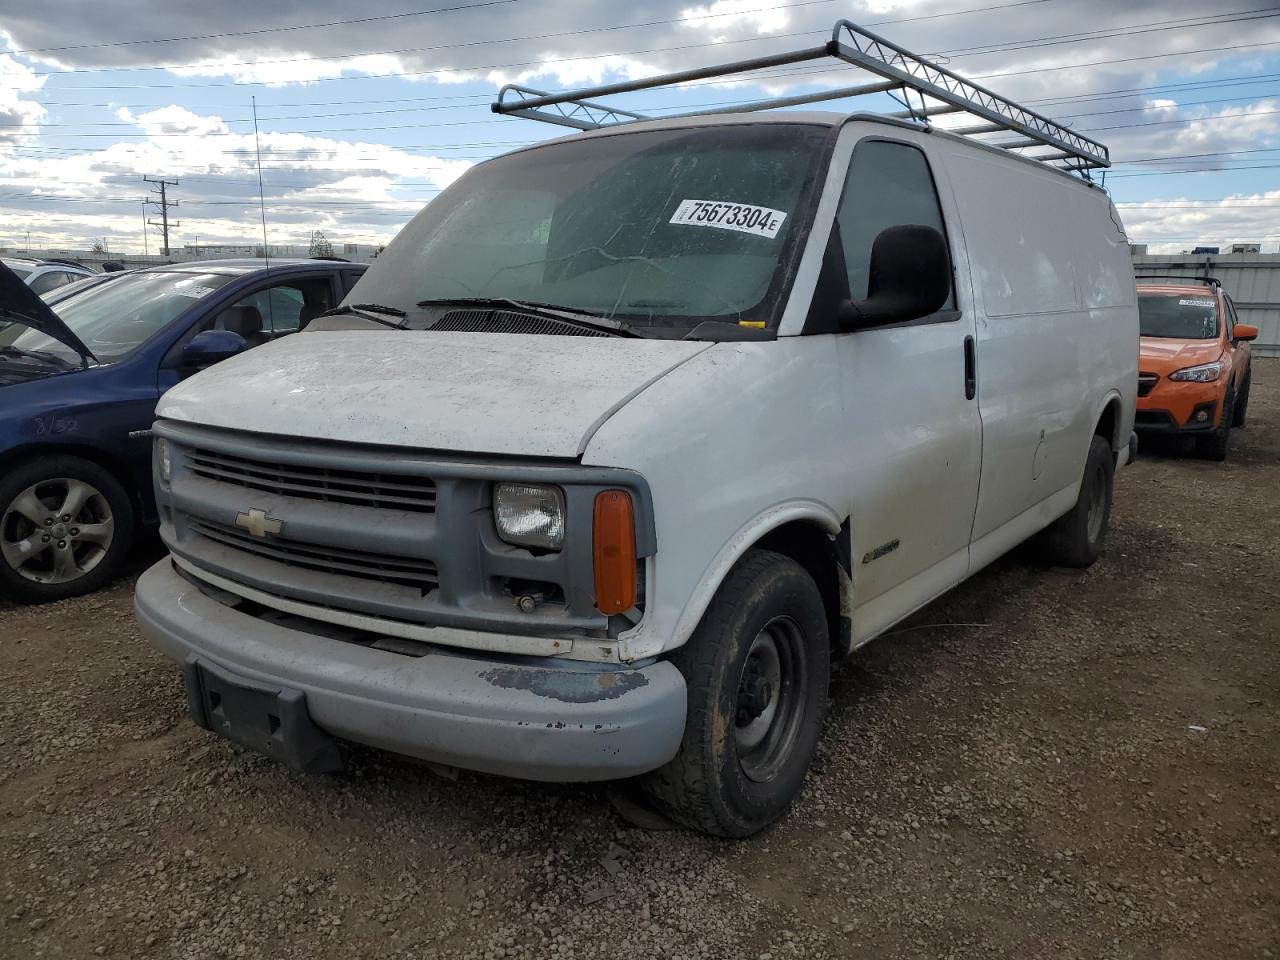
[3,362,1278,960]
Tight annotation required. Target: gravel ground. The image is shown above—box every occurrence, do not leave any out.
[2,361,1278,960]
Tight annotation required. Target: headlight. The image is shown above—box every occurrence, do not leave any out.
[157,438,172,483]
[494,483,565,551]
[1169,361,1223,383]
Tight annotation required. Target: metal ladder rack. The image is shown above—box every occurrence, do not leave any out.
[492,20,1110,179]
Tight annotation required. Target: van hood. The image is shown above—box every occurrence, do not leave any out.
[1139,336,1222,373]
[157,330,712,458]
[0,261,96,364]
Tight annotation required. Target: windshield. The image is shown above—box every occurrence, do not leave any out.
[351,124,834,336]
[1138,292,1219,339]
[8,271,235,362]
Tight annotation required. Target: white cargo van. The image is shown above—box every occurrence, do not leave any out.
[135,23,1139,836]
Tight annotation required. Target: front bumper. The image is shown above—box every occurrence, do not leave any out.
[135,559,686,782]
[1135,378,1222,434]
[1133,405,1218,434]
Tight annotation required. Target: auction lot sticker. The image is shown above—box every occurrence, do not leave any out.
[670,199,787,239]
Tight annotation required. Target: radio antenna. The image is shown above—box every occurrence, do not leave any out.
[252,96,270,268]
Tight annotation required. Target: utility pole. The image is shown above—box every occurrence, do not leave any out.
[143,176,180,257]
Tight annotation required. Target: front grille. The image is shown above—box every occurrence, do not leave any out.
[430,308,616,338]
[186,447,436,513]
[189,518,438,593]
[1137,373,1158,397]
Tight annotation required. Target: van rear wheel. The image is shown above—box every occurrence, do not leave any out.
[1038,434,1114,568]
[639,549,829,838]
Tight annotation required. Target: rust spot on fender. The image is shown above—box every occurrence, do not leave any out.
[479,667,648,703]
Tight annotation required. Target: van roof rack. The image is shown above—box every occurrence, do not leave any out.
[1135,275,1221,288]
[493,20,1110,180]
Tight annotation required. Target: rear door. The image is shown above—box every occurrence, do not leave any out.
[833,131,983,640]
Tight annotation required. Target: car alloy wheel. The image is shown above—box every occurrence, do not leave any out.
[1,478,115,584]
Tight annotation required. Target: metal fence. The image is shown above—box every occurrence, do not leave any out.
[1133,253,1280,357]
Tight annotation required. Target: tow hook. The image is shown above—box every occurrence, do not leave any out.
[514,592,545,614]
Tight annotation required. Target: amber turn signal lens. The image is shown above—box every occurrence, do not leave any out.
[593,490,637,615]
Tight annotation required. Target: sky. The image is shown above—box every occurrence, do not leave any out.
[1,0,1278,255]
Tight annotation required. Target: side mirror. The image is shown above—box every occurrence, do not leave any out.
[1233,323,1258,343]
[181,329,247,368]
[839,224,951,329]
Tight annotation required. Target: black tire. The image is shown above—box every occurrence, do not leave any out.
[0,455,135,604]
[1039,434,1115,568]
[1232,368,1250,428]
[1195,386,1234,462]
[639,549,829,838]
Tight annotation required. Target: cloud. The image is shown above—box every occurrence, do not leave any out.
[1118,190,1280,253]
[0,0,1278,248]
[0,106,471,249]
[117,105,231,136]
[0,54,47,143]
[678,0,793,39]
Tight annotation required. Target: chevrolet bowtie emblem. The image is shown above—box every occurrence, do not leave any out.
[235,508,283,539]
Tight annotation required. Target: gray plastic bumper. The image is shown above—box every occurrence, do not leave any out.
[134,559,687,782]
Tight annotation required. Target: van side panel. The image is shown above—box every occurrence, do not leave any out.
[940,147,1137,545]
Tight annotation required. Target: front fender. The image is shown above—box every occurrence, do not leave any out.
[624,500,843,661]
[581,338,849,662]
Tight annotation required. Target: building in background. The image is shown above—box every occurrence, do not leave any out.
[1133,251,1280,358]
[0,241,385,270]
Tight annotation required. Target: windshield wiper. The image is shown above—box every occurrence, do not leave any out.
[0,305,97,368]
[0,344,79,371]
[317,303,407,329]
[414,297,642,338]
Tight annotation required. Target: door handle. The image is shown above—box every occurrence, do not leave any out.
[963,335,976,400]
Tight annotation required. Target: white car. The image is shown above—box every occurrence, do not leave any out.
[2,257,95,296]
[134,24,1139,837]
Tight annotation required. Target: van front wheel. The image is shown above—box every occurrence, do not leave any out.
[1038,434,1114,568]
[639,549,829,838]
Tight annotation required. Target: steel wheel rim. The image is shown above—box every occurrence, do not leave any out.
[1085,462,1107,543]
[1,478,114,584]
[734,615,808,784]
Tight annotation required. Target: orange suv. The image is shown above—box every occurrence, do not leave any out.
[1135,278,1257,461]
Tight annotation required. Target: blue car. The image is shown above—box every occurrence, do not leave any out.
[0,258,366,603]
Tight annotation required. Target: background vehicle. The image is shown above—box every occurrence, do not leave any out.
[41,269,132,306]
[1,257,95,296]
[135,24,1137,837]
[1135,277,1257,461]
[0,258,365,603]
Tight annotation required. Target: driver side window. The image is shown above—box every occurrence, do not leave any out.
[837,139,955,310]
[201,277,336,347]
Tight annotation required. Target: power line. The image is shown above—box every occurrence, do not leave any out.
[6,0,528,55]
[23,5,1277,82]
[18,84,1279,129]
[29,68,1280,113]
[10,0,1056,58]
